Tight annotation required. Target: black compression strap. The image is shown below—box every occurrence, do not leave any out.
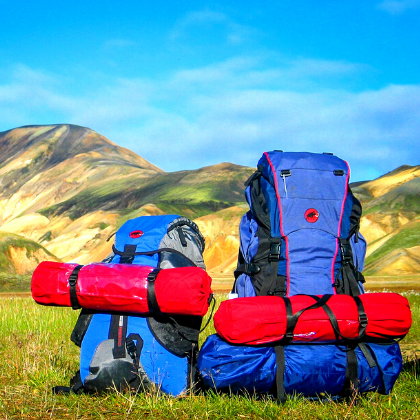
[68,265,83,310]
[274,346,286,404]
[284,295,334,340]
[109,315,128,359]
[357,343,376,368]
[353,296,368,339]
[283,297,294,341]
[147,269,162,316]
[343,346,359,398]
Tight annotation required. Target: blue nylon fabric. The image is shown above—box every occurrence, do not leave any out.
[80,214,190,396]
[256,152,350,295]
[352,233,367,272]
[234,274,257,297]
[340,193,353,239]
[198,334,276,393]
[238,212,259,264]
[80,314,189,396]
[287,230,337,295]
[197,335,402,397]
[234,212,259,297]
[114,214,179,265]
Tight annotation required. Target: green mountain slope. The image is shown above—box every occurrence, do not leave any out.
[352,165,420,275]
[0,124,253,267]
[0,231,60,274]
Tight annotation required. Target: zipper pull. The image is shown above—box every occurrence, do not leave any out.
[280,170,291,198]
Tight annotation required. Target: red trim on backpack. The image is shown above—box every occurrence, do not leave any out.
[264,152,289,292]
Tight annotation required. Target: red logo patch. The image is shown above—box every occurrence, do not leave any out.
[129,230,144,238]
[305,208,319,223]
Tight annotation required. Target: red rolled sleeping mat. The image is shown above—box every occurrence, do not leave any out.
[214,293,412,345]
[32,261,213,316]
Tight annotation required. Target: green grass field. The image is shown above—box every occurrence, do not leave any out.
[0,292,418,419]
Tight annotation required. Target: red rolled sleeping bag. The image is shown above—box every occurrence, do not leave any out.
[32,261,213,316]
[214,293,412,345]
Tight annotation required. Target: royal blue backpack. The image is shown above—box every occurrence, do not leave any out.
[198,152,402,402]
[61,215,206,396]
[233,151,367,298]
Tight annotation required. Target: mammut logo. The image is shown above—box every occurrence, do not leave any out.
[305,208,319,223]
[129,230,144,238]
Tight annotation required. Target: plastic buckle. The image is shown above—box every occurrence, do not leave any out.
[245,263,261,275]
[147,270,159,283]
[358,313,368,328]
[285,331,294,341]
[269,243,281,262]
[126,339,137,359]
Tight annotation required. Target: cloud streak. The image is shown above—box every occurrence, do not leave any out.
[0,57,419,182]
[378,0,420,14]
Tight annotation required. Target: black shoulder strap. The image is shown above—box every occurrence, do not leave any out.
[335,238,364,297]
[236,167,286,297]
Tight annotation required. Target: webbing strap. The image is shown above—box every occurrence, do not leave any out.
[177,227,188,247]
[68,265,83,310]
[119,244,137,264]
[109,315,128,359]
[337,238,362,297]
[283,297,294,341]
[343,346,359,397]
[146,269,162,316]
[274,346,286,404]
[357,343,377,368]
[283,295,334,340]
[353,296,368,340]
[282,294,368,343]
[244,168,286,297]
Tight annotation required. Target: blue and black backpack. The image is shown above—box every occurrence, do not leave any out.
[60,215,207,396]
[233,151,367,298]
[198,151,403,401]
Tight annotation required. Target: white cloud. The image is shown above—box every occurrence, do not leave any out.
[378,0,420,14]
[0,58,419,182]
[169,9,255,47]
[102,39,137,50]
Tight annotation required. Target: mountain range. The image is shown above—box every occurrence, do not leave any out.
[0,124,419,280]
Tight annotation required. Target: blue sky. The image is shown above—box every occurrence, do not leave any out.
[1,1,420,181]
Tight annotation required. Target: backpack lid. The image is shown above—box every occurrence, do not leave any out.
[114,215,180,254]
[258,151,350,237]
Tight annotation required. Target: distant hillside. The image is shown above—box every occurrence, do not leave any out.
[0,124,253,271]
[0,231,60,274]
[352,165,420,275]
[1,123,418,278]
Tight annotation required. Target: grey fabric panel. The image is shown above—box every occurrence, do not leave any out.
[160,219,206,269]
[84,339,151,392]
